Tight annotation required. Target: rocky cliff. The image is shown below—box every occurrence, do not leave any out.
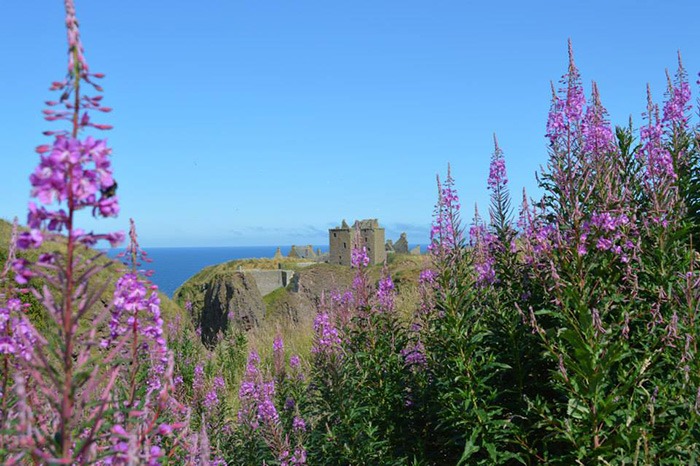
[175,270,265,347]
[175,261,355,342]
[265,263,355,322]
[174,255,429,346]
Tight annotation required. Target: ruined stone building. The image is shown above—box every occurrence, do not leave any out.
[386,232,422,256]
[329,219,386,266]
[288,245,317,259]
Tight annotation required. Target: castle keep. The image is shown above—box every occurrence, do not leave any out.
[329,219,386,266]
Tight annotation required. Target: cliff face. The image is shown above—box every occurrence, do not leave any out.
[175,261,355,342]
[265,263,356,323]
[177,271,265,346]
[175,255,429,345]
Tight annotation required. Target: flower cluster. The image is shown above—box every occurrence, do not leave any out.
[203,376,226,411]
[0,222,36,362]
[17,0,120,255]
[400,340,426,369]
[469,209,496,286]
[238,351,279,429]
[578,211,636,262]
[0,298,35,361]
[312,311,342,356]
[662,53,691,129]
[641,90,677,183]
[376,266,395,312]
[546,40,585,148]
[487,136,508,192]
[351,246,370,269]
[108,272,168,386]
[581,82,616,158]
[193,364,205,394]
[429,166,463,257]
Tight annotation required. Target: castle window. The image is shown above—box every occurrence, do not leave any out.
[368,247,371,252]
[333,233,337,238]
[343,242,346,249]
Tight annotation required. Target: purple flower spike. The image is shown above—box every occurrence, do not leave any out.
[487,135,508,192]
[582,82,615,159]
[429,164,463,257]
[376,265,395,312]
[312,312,341,356]
[662,52,691,129]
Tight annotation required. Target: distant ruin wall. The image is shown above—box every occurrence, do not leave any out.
[243,270,294,296]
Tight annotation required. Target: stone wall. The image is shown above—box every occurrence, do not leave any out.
[243,269,295,297]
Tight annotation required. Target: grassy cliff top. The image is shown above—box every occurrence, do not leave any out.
[0,218,188,337]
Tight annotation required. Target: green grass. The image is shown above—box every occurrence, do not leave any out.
[0,217,190,340]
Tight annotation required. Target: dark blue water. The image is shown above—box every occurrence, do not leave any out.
[108,246,329,297]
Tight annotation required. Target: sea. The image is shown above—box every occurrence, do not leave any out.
[107,246,329,297]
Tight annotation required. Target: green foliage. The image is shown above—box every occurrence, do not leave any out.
[305,310,426,465]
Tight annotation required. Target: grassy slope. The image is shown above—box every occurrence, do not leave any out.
[0,217,188,337]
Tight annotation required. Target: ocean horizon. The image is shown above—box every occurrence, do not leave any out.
[107,245,330,298]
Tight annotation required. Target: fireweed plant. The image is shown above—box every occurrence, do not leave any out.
[418,43,700,464]
[0,1,214,463]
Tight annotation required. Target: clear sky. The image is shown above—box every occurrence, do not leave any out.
[2,1,699,247]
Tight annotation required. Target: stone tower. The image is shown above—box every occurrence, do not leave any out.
[329,219,386,266]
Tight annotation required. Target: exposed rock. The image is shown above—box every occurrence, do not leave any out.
[269,263,355,322]
[175,254,429,347]
[410,245,421,255]
[188,272,265,347]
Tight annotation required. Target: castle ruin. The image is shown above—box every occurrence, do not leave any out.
[329,219,386,266]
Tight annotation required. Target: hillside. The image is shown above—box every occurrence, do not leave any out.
[0,218,189,337]
[173,252,431,346]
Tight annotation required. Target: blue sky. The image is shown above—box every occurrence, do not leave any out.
[2,1,699,247]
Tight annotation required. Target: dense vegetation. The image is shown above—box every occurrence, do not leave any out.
[1,2,699,464]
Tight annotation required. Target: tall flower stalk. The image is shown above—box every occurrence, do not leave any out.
[1,2,197,463]
[11,1,124,460]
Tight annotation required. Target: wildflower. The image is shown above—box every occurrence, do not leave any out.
[641,89,676,182]
[376,266,395,312]
[351,246,370,269]
[258,381,279,425]
[292,447,307,464]
[193,364,205,393]
[662,52,691,129]
[469,207,496,286]
[312,312,341,355]
[546,40,585,147]
[292,416,307,433]
[418,269,437,285]
[487,135,508,191]
[401,341,427,368]
[429,165,462,256]
[582,82,615,158]
[203,389,219,410]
